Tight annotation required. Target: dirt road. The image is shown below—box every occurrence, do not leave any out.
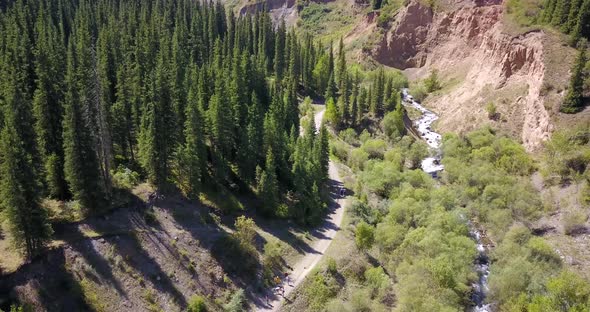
[255,109,347,312]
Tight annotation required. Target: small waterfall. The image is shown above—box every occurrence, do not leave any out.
[402,89,491,311]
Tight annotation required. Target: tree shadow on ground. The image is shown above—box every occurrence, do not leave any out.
[0,248,92,311]
[58,227,128,298]
[55,192,190,309]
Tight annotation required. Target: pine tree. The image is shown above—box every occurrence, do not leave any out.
[339,77,351,124]
[111,58,136,163]
[357,86,368,125]
[561,48,587,113]
[208,77,234,181]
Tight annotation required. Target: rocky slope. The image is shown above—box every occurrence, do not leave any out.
[372,0,572,151]
[0,189,234,312]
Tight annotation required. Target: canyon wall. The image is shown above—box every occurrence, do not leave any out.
[373,1,556,150]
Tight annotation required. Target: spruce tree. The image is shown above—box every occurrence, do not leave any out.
[316,123,330,184]
[325,97,340,126]
[371,67,385,116]
[32,6,67,199]
[561,48,587,113]
[325,72,337,101]
[1,123,52,259]
[175,87,205,199]
[273,20,286,81]
[62,41,105,212]
[551,0,571,26]
[258,148,279,216]
[138,49,175,188]
[570,0,590,44]
[566,0,583,32]
[543,0,558,23]
[336,37,347,91]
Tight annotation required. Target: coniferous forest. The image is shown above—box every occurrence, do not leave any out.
[0,0,403,260]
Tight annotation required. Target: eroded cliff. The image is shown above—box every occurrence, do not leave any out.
[373,0,572,150]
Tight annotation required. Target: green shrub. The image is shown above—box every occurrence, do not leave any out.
[188,295,207,312]
[408,83,428,102]
[211,234,259,278]
[424,70,441,92]
[305,273,339,311]
[112,166,141,189]
[505,0,542,26]
[359,129,371,143]
[364,266,389,297]
[339,128,359,146]
[563,210,588,235]
[361,139,387,159]
[330,140,349,162]
[224,289,245,312]
[355,221,375,250]
[381,109,405,140]
[263,241,283,271]
[527,236,561,265]
[348,148,369,170]
[326,257,338,275]
[486,102,497,119]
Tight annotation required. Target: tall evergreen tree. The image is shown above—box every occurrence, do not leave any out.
[62,41,105,212]
[570,0,590,44]
[258,148,279,216]
[138,45,175,188]
[32,5,67,199]
[175,87,205,199]
[273,20,286,81]
[336,37,347,92]
[1,123,52,259]
[561,48,587,113]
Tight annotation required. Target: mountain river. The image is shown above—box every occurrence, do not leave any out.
[401,89,492,312]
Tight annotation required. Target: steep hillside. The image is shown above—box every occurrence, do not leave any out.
[372,0,575,151]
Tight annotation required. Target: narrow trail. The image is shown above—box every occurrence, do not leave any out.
[254,108,347,312]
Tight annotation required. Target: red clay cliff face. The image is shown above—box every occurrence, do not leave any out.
[373,1,552,150]
[373,2,433,69]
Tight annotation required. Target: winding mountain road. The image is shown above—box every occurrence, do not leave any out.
[255,108,347,312]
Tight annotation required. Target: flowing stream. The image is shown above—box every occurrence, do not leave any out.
[401,89,491,312]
